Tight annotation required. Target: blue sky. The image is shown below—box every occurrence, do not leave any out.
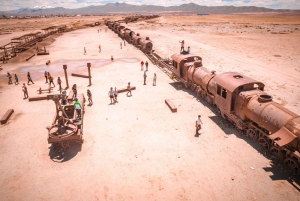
[1,0,299,11]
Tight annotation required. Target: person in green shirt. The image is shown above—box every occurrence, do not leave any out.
[74,98,82,119]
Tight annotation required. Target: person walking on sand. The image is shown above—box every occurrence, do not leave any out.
[124,39,126,46]
[74,98,82,119]
[141,61,144,71]
[108,87,114,104]
[145,61,149,71]
[49,76,55,87]
[84,47,86,55]
[87,89,93,105]
[114,87,118,103]
[120,42,122,49]
[99,45,101,53]
[195,115,203,135]
[22,83,28,99]
[72,84,77,100]
[57,77,62,92]
[14,74,19,85]
[7,72,12,84]
[44,71,48,83]
[179,40,184,52]
[143,71,147,85]
[98,29,99,33]
[153,73,157,86]
[27,72,34,85]
[126,82,132,96]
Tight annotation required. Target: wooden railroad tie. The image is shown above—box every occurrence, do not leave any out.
[0,109,14,124]
[29,96,48,102]
[165,99,177,113]
[37,87,53,94]
[26,54,35,61]
[71,73,91,78]
[117,86,136,93]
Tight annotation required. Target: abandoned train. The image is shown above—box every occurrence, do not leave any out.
[105,20,300,175]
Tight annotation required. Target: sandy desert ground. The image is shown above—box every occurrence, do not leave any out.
[0,14,300,200]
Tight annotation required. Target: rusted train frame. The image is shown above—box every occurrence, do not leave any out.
[106,20,300,176]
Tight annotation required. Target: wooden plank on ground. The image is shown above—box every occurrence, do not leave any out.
[29,96,48,102]
[117,86,136,93]
[71,73,90,78]
[165,99,177,113]
[0,109,14,124]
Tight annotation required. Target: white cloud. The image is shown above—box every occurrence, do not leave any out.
[0,0,299,11]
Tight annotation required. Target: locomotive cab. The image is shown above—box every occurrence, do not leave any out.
[213,72,264,117]
[170,53,202,78]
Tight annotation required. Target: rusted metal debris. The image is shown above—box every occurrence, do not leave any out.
[46,94,85,153]
[106,20,300,176]
[71,63,92,86]
[0,109,14,124]
[37,46,49,55]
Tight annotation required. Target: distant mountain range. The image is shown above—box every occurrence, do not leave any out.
[1,3,299,16]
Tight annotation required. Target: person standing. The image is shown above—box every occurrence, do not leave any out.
[141,61,144,71]
[124,39,126,46]
[72,84,77,100]
[49,76,55,87]
[145,61,149,71]
[44,71,48,83]
[84,47,86,55]
[14,74,19,85]
[195,115,203,135]
[153,73,157,86]
[143,71,147,85]
[57,77,62,92]
[98,29,99,33]
[114,87,118,103]
[120,42,122,49]
[74,98,82,119]
[22,83,29,99]
[126,82,132,96]
[99,45,101,53]
[108,87,114,104]
[111,55,114,61]
[87,89,93,105]
[179,40,184,52]
[7,72,12,84]
[27,72,34,85]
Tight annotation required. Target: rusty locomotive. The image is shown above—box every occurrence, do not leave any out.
[105,20,300,175]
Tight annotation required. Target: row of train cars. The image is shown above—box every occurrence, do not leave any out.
[105,20,300,176]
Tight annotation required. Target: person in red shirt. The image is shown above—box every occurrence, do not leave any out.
[141,61,144,71]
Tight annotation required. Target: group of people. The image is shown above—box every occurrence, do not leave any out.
[6,72,18,85]
[179,40,190,54]
[44,71,64,92]
[140,61,157,86]
[108,87,118,104]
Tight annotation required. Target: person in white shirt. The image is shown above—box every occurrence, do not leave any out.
[153,73,157,86]
[108,87,114,104]
[114,87,118,103]
[195,115,203,134]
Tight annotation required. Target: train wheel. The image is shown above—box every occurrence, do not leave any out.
[246,129,258,141]
[258,137,270,149]
[270,146,284,162]
[283,158,300,176]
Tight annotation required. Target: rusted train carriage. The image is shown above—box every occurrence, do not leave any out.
[46,94,85,152]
